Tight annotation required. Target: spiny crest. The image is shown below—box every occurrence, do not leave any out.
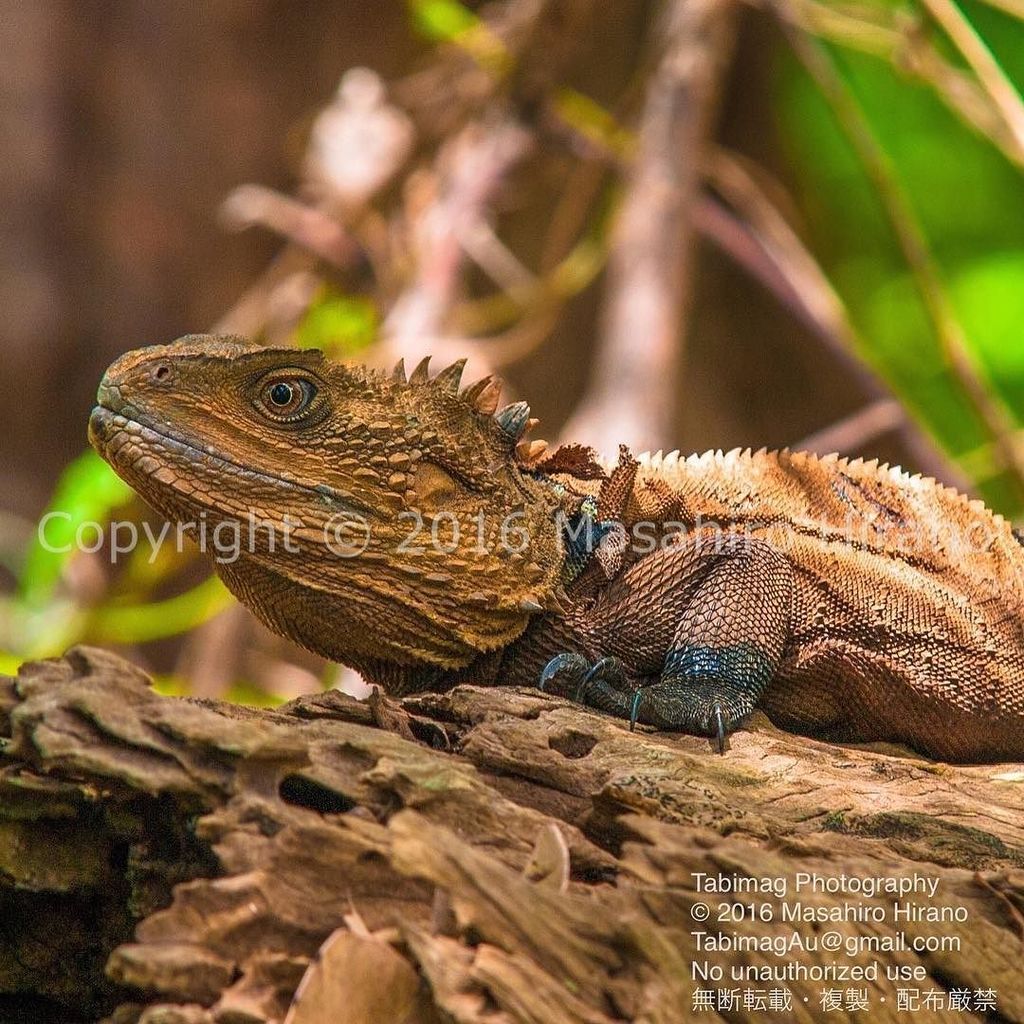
[495,401,530,440]
[466,377,502,415]
[531,444,607,479]
[392,356,495,411]
[516,439,549,464]
[409,355,432,384]
[677,445,1007,526]
[388,355,547,461]
[433,358,466,392]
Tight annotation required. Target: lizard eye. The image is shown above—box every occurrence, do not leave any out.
[257,376,317,422]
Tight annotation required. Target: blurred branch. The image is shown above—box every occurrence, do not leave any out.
[795,397,904,454]
[381,116,533,365]
[775,0,1024,501]
[784,0,895,53]
[457,216,538,295]
[561,0,737,452]
[697,151,967,485]
[703,150,857,353]
[173,602,247,700]
[372,0,599,377]
[304,67,415,209]
[450,149,612,351]
[220,186,362,268]
[212,248,319,340]
[397,0,595,127]
[216,67,415,347]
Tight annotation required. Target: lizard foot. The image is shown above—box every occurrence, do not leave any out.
[538,649,756,754]
[538,654,634,717]
[629,645,772,754]
[624,679,737,753]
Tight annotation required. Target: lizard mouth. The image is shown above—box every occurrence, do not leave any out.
[88,404,371,516]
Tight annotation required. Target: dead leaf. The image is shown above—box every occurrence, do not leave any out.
[523,823,570,893]
[284,928,439,1024]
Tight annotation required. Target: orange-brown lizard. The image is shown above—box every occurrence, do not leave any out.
[89,335,1024,763]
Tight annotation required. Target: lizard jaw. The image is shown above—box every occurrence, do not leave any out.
[89,405,372,518]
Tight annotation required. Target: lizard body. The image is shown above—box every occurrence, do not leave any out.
[89,335,1024,762]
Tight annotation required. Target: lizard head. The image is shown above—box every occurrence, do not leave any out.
[88,334,565,673]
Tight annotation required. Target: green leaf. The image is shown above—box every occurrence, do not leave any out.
[553,88,632,156]
[19,451,134,606]
[224,679,287,708]
[86,576,234,645]
[406,0,507,71]
[949,251,1024,404]
[296,293,378,355]
[407,0,477,42]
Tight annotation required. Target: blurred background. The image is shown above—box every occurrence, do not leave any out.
[2,0,1023,702]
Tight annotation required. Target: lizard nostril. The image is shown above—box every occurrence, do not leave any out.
[152,364,171,382]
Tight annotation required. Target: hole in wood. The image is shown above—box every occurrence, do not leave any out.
[278,774,356,815]
[547,729,598,759]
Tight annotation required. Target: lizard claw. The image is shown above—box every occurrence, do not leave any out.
[538,653,635,723]
[577,656,628,702]
[539,653,590,694]
[629,690,642,732]
[713,702,726,755]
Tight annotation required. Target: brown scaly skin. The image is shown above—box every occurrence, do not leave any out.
[89,335,1024,763]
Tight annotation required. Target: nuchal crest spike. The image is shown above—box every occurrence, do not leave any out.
[516,438,548,463]
[495,401,531,441]
[462,376,502,415]
[409,356,431,384]
[433,358,467,393]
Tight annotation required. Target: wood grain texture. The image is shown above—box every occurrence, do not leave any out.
[1,647,1022,1023]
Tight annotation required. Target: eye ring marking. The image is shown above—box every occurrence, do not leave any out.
[257,375,318,421]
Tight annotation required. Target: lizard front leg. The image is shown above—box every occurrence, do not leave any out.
[541,536,794,751]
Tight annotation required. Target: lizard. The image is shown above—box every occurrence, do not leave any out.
[87,334,1024,764]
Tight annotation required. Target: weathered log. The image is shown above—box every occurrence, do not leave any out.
[1,647,1022,1023]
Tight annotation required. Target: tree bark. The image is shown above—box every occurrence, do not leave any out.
[1,647,1022,1024]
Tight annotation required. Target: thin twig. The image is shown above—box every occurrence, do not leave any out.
[173,603,245,700]
[704,150,859,353]
[795,398,904,455]
[456,218,538,295]
[921,0,1024,155]
[381,117,533,359]
[220,186,362,269]
[211,248,317,339]
[782,0,1024,167]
